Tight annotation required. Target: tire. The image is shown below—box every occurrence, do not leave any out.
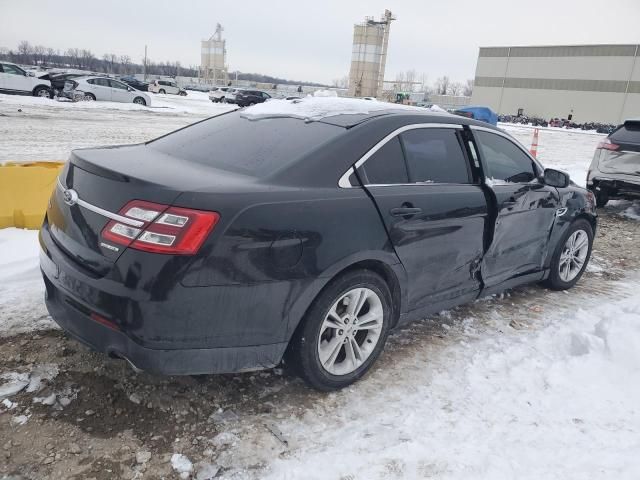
[179,91,187,96]
[133,97,146,106]
[221,97,226,103]
[83,93,96,101]
[159,89,166,94]
[595,191,609,208]
[33,86,51,98]
[286,270,392,391]
[544,219,594,290]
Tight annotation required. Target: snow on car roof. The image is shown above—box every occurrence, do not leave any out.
[240,96,432,122]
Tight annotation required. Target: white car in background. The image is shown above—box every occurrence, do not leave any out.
[208,86,232,102]
[148,79,187,96]
[223,87,245,104]
[63,76,151,106]
[0,61,52,97]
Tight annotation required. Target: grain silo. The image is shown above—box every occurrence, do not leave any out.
[200,23,228,85]
[348,10,395,98]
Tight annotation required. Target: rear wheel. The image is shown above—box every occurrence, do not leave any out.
[179,91,187,96]
[133,96,146,106]
[83,93,96,101]
[287,270,392,391]
[33,86,51,98]
[544,219,593,290]
[159,89,166,94]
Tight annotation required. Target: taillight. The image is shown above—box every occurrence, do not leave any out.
[100,200,219,255]
[597,138,619,151]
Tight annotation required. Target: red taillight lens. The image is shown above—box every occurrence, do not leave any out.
[100,200,219,255]
[597,138,619,151]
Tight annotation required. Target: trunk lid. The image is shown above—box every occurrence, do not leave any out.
[599,120,640,176]
[46,144,251,275]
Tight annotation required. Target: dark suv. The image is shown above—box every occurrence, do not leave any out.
[235,90,271,107]
[587,119,640,207]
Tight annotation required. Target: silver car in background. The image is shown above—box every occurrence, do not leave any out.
[587,119,640,207]
[62,76,151,106]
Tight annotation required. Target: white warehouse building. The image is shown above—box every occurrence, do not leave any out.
[471,44,640,124]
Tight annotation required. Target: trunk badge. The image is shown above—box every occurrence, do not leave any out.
[62,189,79,206]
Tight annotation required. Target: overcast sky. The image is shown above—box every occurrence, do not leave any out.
[2,0,639,85]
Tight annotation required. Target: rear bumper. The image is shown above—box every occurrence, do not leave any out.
[39,221,295,375]
[589,176,640,198]
[43,278,286,375]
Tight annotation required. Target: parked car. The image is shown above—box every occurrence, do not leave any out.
[0,61,52,97]
[119,76,149,92]
[234,90,271,107]
[148,79,187,96]
[587,119,640,207]
[209,86,232,102]
[222,87,244,104]
[184,84,210,92]
[62,76,151,105]
[40,102,596,391]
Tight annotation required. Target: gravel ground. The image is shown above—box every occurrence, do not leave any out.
[1,206,639,480]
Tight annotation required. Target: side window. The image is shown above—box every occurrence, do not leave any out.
[400,128,470,184]
[86,79,95,85]
[109,80,127,90]
[3,64,25,76]
[474,131,536,183]
[360,136,409,185]
[95,78,110,87]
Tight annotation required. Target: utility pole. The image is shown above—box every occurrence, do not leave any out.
[235,70,238,86]
[143,45,148,81]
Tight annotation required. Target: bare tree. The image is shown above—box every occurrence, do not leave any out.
[448,82,463,96]
[120,55,132,74]
[46,47,57,65]
[80,49,95,70]
[103,53,118,73]
[66,48,81,68]
[434,76,450,95]
[463,78,474,97]
[33,45,47,66]
[17,40,33,63]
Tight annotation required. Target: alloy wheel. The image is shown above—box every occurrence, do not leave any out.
[558,229,589,282]
[317,287,383,376]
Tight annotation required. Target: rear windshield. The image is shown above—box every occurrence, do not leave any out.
[148,112,344,176]
[610,122,640,144]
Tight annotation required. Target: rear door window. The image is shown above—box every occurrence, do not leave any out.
[360,137,409,184]
[109,80,128,90]
[474,131,536,183]
[94,78,111,87]
[400,128,471,184]
[3,64,25,75]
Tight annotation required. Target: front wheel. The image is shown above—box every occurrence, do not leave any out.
[544,219,593,290]
[133,97,146,106]
[83,93,96,101]
[286,270,392,391]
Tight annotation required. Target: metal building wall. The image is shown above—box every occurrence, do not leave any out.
[471,44,640,123]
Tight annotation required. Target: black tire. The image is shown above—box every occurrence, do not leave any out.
[33,86,51,98]
[595,191,609,208]
[159,89,166,94]
[543,219,594,290]
[179,91,187,96]
[286,270,392,391]
[133,97,146,106]
[84,93,96,101]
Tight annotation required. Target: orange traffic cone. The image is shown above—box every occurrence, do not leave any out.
[530,128,539,158]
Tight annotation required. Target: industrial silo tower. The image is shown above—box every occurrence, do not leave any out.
[348,10,395,98]
[200,23,228,85]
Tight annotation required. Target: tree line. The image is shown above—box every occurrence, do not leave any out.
[0,41,329,87]
[332,71,474,96]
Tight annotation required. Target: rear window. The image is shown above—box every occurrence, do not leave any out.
[610,122,640,144]
[148,112,344,177]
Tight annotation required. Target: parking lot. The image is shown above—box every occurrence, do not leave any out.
[1,92,639,479]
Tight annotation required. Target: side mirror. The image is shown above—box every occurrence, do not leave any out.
[543,168,570,188]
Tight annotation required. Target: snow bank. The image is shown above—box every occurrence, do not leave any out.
[241,96,428,121]
[0,228,54,336]
[261,278,640,480]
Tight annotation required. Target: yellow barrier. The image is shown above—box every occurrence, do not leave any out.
[0,162,65,229]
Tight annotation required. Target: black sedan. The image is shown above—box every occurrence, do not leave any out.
[119,76,149,92]
[40,101,597,391]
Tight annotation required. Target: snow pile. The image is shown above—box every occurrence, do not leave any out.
[260,279,640,480]
[171,453,193,479]
[241,96,429,121]
[312,89,338,97]
[0,228,53,336]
